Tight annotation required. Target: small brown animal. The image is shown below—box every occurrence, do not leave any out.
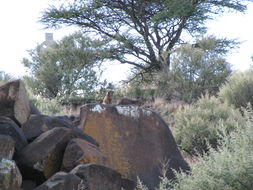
[102,90,114,104]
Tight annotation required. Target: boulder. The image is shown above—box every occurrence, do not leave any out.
[29,101,41,115]
[62,138,106,171]
[0,116,28,152]
[33,172,86,190]
[78,104,190,189]
[22,114,98,146]
[0,158,22,190]
[54,115,75,122]
[0,135,15,159]
[0,80,31,125]
[21,180,36,190]
[18,127,77,179]
[121,178,136,190]
[70,163,122,190]
[18,165,46,186]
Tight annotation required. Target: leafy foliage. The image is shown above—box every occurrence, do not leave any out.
[40,0,249,75]
[22,32,107,100]
[121,80,155,100]
[0,71,14,85]
[219,70,253,109]
[25,87,67,116]
[154,36,233,102]
[125,36,233,103]
[136,177,149,190]
[32,96,67,116]
[174,95,244,156]
[158,108,253,190]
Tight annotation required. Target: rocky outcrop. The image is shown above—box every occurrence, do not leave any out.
[71,163,123,190]
[0,80,31,125]
[34,172,86,190]
[0,80,189,190]
[0,116,28,152]
[78,104,190,189]
[22,114,97,146]
[21,180,36,190]
[18,127,78,179]
[62,138,106,172]
[0,135,15,159]
[0,158,22,190]
[29,100,41,115]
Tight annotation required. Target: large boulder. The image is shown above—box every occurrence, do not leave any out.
[22,114,98,146]
[33,172,86,190]
[78,104,190,189]
[0,158,22,190]
[21,180,36,190]
[18,127,77,179]
[121,178,136,190]
[0,80,32,125]
[70,163,123,190]
[54,115,80,127]
[0,135,15,159]
[62,138,106,171]
[29,100,41,115]
[0,116,28,152]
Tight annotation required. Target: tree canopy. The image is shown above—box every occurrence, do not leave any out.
[126,36,233,102]
[40,0,251,76]
[168,36,233,102]
[22,32,107,99]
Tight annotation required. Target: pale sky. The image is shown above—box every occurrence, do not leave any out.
[0,1,253,83]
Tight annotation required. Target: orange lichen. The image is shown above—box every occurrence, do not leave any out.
[43,152,61,179]
[83,112,132,178]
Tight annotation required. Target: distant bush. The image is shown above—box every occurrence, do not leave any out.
[26,89,67,116]
[173,95,244,156]
[142,97,187,128]
[158,108,253,190]
[121,81,155,100]
[59,96,98,105]
[0,71,14,86]
[147,36,233,103]
[32,97,68,116]
[219,70,253,109]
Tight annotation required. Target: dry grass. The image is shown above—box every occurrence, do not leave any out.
[142,97,188,129]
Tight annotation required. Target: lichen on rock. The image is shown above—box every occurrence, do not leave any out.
[91,105,105,113]
[0,158,22,190]
[115,105,153,119]
[115,105,140,119]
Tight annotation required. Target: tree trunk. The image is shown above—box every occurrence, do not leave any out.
[166,53,171,71]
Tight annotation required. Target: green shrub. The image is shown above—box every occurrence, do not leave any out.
[219,70,253,109]
[118,79,155,100]
[59,96,98,105]
[158,108,253,190]
[142,97,186,128]
[136,177,149,190]
[32,97,68,116]
[173,95,244,156]
[0,71,14,86]
[27,89,67,116]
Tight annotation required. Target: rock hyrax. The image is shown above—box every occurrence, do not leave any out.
[102,90,114,104]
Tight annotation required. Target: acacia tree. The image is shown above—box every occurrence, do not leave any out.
[126,36,233,102]
[40,0,251,76]
[22,32,107,99]
[168,36,233,102]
